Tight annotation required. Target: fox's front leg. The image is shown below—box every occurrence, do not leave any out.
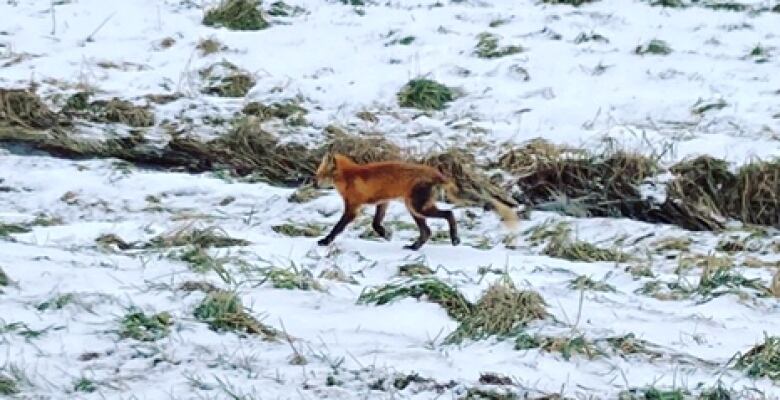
[318,202,359,246]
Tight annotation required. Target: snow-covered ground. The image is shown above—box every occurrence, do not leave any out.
[1,0,780,398]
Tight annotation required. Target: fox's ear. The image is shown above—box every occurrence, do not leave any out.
[332,154,354,168]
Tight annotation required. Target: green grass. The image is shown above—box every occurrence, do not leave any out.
[474,32,523,59]
[267,1,306,17]
[515,333,601,360]
[733,334,780,380]
[0,222,31,238]
[619,387,687,399]
[397,78,455,111]
[36,293,76,311]
[272,222,324,237]
[0,373,19,396]
[0,266,9,288]
[73,377,97,393]
[119,308,172,341]
[148,227,249,248]
[203,0,268,30]
[194,290,279,338]
[541,0,597,5]
[264,266,323,291]
[650,0,685,7]
[358,278,472,321]
[568,275,616,292]
[635,39,672,55]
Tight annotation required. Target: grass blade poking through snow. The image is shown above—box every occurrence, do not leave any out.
[358,278,472,321]
[119,308,172,342]
[733,334,780,381]
[194,290,280,340]
[446,276,547,343]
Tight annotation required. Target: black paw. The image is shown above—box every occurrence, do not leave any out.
[403,242,422,251]
[317,238,331,246]
[451,236,461,246]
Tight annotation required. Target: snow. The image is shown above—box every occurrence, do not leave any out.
[2,0,780,398]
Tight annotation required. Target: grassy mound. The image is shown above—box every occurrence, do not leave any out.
[0,88,65,129]
[63,93,155,127]
[474,32,524,59]
[203,0,268,31]
[446,277,547,343]
[200,60,256,97]
[358,278,473,321]
[734,335,780,381]
[119,309,172,341]
[397,78,456,111]
[635,39,672,55]
[194,290,280,339]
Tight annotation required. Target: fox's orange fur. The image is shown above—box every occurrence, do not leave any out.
[313,153,518,250]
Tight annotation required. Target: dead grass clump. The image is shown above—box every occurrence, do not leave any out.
[203,0,268,31]
[323,127,402,164]
[730,159,780,227]
[61,92,155,127]
[200,60,256,97]
[194,290,279,339]
[541,224,630,263]
[771,269,780,298]
[268,1,306,16]
[421,147,516,208]
[0,373,20,396]
[358,278,472,321]
[148,226,249,248]
[515,333,601,360]
[288,184,324,203]
[197,36,226,56]
[178,280,220,293]
[734,335,780,381]
[0,88,64,129]
[635,39,672,55]
[568,275,616,292]
[242,100,307,125]
[506,143,658,219]
[446,277,547,343]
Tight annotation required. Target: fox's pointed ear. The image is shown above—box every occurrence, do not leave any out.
[332,153,354,167]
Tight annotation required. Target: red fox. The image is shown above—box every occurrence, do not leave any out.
[312,153,518,250]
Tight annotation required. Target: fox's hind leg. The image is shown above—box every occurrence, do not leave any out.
[404,215,431,250]
[372,203,390,240]
[404,182,460,249]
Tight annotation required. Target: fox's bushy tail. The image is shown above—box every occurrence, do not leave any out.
[441,180,519,230]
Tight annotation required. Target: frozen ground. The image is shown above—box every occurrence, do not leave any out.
[1,0,780,399]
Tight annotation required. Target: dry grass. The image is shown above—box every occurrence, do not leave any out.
[197,37,226,56]
[0,88,65,129]
[147,226,249,248]
[200,60,256,97]
[734,335,780,381]
[194,290,280,339]
[446,277,547,343]
[203,0,268,31]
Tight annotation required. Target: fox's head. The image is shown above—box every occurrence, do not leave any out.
[314,153,353,189]
[313,153,336,189]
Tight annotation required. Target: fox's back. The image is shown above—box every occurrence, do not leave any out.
[336,161,445,204]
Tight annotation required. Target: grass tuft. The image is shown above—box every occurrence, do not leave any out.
[635,39,672,55]
[203,0,268,31]
[272,222,325,237]
[358,278,472,321]
[36,293,76,311]
[474,32,524,59]
[149,226,249,249]
[515,332,601,360]
[397,78,456,111]
[0,373,20,396]
[568,275,616,292]
[197,37,226,56]
[0,222,31,238]
[542,224,630,263]
[541,0,598,5]
[73,377,97,393]
[264,266,323,291]
[734,335,780,380]
[194,290,280,339]
[446,277,547,343]
[0,266,9,289]
[200,60,256,97]
[119,308,172,341]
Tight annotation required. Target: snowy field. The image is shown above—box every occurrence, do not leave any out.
[1,0,780,399]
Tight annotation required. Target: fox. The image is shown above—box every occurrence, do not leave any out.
[312,153,519,250]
